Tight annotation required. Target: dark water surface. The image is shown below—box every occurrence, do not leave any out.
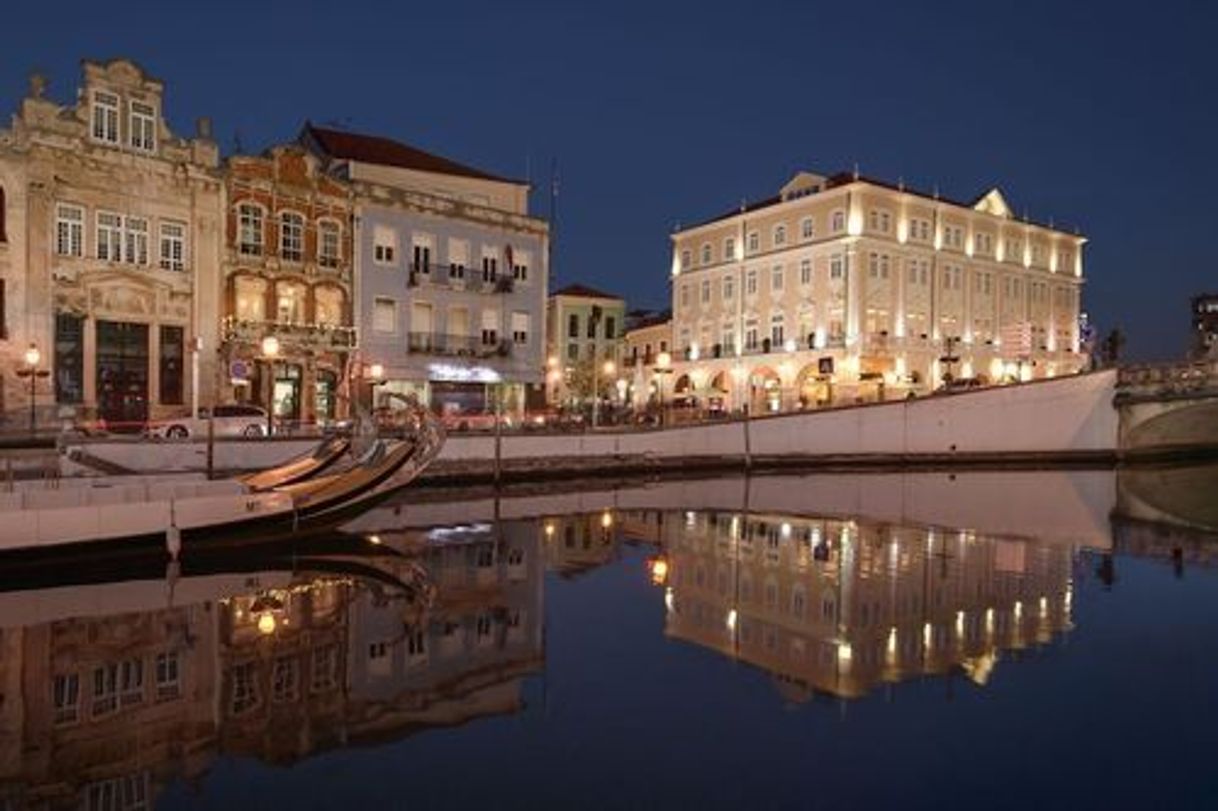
[3,468,1217,809]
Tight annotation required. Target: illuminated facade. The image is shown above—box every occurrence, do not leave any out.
[0,59,223,428]
[303,125,549,418]
[621,312,672,408]
[660,509,1075,699]
[668,171,1087,410]
[220,145,356,426]
[544,284,626,407]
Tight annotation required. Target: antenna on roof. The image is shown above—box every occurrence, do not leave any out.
[898,176,905,192]
[739,197,747,213]
[852,162,859,181]
[933,184,940,201]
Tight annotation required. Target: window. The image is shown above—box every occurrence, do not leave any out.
[481,309,499,345]
[56,204,84,256]
[230,661,259,714]
[700,279,711,303]
[771,265,783,292]
[414,241,433,275]
[315,286,343,327]
[869,252,879,279]
[124,217,148,265]
[84,773,149,811]
[773,224,787,246]
[276,281,307,323]
[234,276,266,322]
[724,237,735,261]
[53,673,80,725]
[319,220,341,267]
[280,212,304,261]
[120,658,144,707]
[373,297,396,333]
[91,91,119,143]
[130,101,155,151]
[160,326,184,405]
[373,226,396,264]
[97,212,123,261]
[605,315,616,339]
[54,314,84,403]
[93,664,119,717]
[800,258,812,285]
[701,243,712,264]
[158,221,185,271]
[770,315,785,345]
[586,312,597,338]
[481,254,497,282]
[155,652,180,699]
[747,231,759,253]
[679,284,690,310]
[568,342,579,361]
[512,311,530,344]
[800,217,814,240]
[311,645,340,692]
[831,210,845,233]
[406,629,427,659]
[272,657,299,703]
[568,313,579,338]
[512,250,530,281]
[238,204,263,255]
[723,275,734,300]
[745,324,759,350]
[746,269,757,296]
[829,255,844,280]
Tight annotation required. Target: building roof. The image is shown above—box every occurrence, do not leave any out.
[550,283,623,302]
[684,170,1078,236]
[626,309,672,331]
[301,122,524,185]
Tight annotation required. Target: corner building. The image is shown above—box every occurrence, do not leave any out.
[669,171,1086,411]
[0,60,221,428]
[303,125,548,418]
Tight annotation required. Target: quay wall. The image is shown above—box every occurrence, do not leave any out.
[52,371,1120,478]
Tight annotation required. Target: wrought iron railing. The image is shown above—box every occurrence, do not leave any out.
[407,332,511,358]
[222,317,357,351]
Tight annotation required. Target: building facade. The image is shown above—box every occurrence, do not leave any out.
[302,125,548,419]
[0,60,222,429]
[668,171,1087,412]
[221,145,355,426]
[544,284,625,407]
[1190,293,1218,360]
[621,311,672,409]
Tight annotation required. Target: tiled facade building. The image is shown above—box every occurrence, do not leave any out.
[303,125,549,419]
[0,59,223,428]
[668,171,1087,411]
[221,145,355,425]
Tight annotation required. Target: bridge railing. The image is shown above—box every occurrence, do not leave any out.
[1117,359,1218,393]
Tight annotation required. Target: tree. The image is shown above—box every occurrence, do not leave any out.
[1100,328,1126,367]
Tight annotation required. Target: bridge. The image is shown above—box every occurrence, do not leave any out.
[1114,359,1218,456]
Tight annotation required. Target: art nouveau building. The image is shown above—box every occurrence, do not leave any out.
[302,125,549,418]
[221,145,355,426]
[668,171,1087,411]
[0,60,222,428]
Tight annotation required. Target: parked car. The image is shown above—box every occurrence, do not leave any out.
[935,377,985,394]
[146,404,269,439]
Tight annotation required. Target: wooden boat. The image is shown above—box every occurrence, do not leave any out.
[238,434,351,491]
[0,404,445,561]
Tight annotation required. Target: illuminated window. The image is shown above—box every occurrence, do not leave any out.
[279,212,304,262]
[56,204,84,256]
[97,212,123,261]
[319,220,341,267]
[238,204,264,255]
[91,91,119,143]
[130,100,156,151]
[315,286,343,327]
[159,221,186,271]
[234,276,267,322]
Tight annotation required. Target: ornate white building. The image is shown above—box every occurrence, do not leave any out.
[667,171,1087,412]
[0,59,222,428]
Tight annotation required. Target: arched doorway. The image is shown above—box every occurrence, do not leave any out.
[708,371,730,414]
[795,364,832,408]
[748,366,781,414]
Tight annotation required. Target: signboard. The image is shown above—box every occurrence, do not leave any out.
[229,360,250,381]
[427,362,502,383]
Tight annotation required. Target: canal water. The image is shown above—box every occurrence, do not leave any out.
[2,467,1217,809]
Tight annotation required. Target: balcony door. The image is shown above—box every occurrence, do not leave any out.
[412,302,434,351]
[449,307,470,355]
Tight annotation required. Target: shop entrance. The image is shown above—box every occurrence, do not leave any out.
[272,363,302,425]
[96,320,149,430]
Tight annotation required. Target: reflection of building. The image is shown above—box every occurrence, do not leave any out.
[302,125,549,419]
[1190,293,1218,360]
[621,311,672,409]
[668,171,1087,411]
[662,510,1075,699]
[0,601,218,809]
[221,145,355,425]
[541,512,620,576]
[0,59,223,427]
[545,284,626,407]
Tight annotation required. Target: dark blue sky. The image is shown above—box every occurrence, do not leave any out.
[3,0,1214,360]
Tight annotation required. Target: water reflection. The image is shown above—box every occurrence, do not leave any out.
[1,465,1216,807]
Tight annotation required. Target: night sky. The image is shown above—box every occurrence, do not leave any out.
[2,0,1214,360]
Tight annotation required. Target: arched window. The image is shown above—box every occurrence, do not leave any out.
[237,203,264,256]
[314,285,344,327]
[279,211,304,262]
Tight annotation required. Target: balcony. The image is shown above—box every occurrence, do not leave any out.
[408,264,517,294]
[407,332,511,358]
[222,317,357,352]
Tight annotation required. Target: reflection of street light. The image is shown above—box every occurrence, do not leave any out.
[259,335,280,436]
[654,351,673,426]
[15,343,50,436]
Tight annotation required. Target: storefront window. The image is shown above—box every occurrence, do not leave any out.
[315,286,343,327]
[160,325,184,405]
[54,313,84,404]
[276,281,307,324]
[235,277,266,322]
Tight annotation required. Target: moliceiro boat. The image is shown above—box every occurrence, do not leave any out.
[0,404,445,559]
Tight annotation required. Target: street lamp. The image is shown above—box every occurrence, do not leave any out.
[593,358,616,428]
[654,351,673,427]
[15,343,50,436]
[260,335,280,437]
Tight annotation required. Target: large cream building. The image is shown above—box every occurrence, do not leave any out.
[0,60,222,429]
[668,171,1087,411]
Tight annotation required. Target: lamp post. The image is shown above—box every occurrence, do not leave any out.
[15,343,50,436]
[593,359,616,428]
[654,351,672,427]
[260,335,280,437]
